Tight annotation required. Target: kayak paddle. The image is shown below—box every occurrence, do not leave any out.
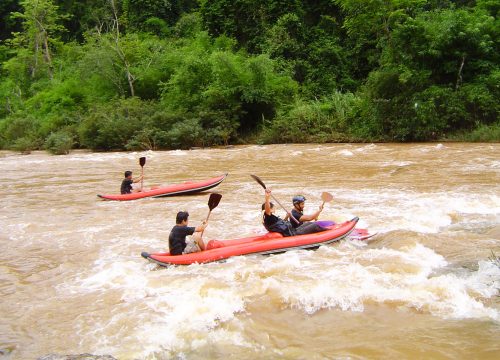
[315,192,334,220]
[139,156,146,191]
[250,174,300,224]
[201,193,222,236]
[321,192,334,204]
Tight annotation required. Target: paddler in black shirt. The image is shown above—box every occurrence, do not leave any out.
[262,189,295,236]
[168,211,207,255]
[287,195,324,229]
[120,170,143,194]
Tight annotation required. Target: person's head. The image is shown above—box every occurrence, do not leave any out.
[176,211,189,225]
[124,170,132,179]
[262,202,275,213]
[292,195,306,210]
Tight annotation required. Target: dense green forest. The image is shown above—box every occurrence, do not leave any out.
[0,0,498,153]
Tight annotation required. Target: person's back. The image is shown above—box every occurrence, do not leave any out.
[168,211,207,255]
[120,170,143,194]
[169,224,196,255]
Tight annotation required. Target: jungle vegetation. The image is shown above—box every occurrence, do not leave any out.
[0,0,498,153]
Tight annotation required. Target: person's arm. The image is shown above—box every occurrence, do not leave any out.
[195,220,208,232]
[132,175,144,183]
[300,203,324,221]
[264,189,272,215]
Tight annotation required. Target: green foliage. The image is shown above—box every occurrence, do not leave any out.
[200,0,304,53]
[260,91,360,143]
[124,0,199,31]
[44,129,74,154]
[11,136,38,153]
[0,115,40,148]
[448,122,500,142]
[9,0,70,79]
[78,97,156,150]
[0,0,498,149]
[160,34,298,141]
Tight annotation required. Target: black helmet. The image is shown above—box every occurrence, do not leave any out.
[292,195,306,204]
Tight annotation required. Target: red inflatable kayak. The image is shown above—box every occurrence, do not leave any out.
[141,217,359,266]
[98,173,227,201]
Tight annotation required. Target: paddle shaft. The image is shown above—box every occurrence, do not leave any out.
[314,201,325,221]
[139,157,146,191]
[140,166,144,191]
[251,174,300,224]
[200,210,212,237]
[269,192,300,225]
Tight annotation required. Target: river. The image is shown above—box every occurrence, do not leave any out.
[0,143,499,359]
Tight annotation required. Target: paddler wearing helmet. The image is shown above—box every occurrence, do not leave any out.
[286,195,324,229]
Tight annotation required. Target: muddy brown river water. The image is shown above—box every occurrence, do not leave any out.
[0,143,499,359]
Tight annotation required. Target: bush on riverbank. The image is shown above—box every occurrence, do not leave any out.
[259,91,370,143]
[447,122,500,142]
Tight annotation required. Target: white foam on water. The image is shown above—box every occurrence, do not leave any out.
[336,189,500,233]
[418,143,446,153]
[169,150,188,156]
[58,252,251,357]
[272,245,499,321]
[380,161,413,167]
[337,149,354,157]
[355,143,377,152]
[291,151,303,156]
[56,238,500,357]
[307,147,323,152]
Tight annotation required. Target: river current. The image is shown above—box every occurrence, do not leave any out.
[0,143,499,359]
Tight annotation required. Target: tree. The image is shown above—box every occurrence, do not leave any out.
[10,0,69,79]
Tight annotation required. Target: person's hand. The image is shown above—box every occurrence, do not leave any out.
[319,203,324,211]
[265,189,271,197]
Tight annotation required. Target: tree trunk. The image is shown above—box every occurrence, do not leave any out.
[456,55,466,91]
[42,31,54,79]
[109,0,135,97]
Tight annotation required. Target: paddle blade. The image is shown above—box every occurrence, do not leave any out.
[208,193,222,211]
[321,192,333,203]
[139,157,146,167]
[250,174,267,189]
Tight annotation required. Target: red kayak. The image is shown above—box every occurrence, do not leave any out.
[98,173,227,201]
[141,217,359,266]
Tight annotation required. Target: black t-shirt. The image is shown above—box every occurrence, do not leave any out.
[121,179,133,194]
[169,225,196,255]
[263,213,294,237]
[290,209,304,228]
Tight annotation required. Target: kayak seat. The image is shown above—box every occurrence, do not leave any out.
[206,240,225,250]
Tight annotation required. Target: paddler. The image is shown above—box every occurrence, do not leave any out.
[263,189,326,236]
[286,195,324,229]
[168,211,207,255]
[120,170,143,194]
